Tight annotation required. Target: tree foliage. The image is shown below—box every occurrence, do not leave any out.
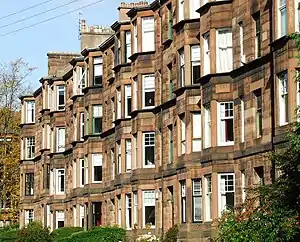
[0,58,35,223]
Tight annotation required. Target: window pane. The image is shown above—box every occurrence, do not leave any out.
[145,146,154,166]
[145,91,155,107]
[144,206,155,225]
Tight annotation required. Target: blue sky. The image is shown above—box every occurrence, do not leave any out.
[0,0,123,89]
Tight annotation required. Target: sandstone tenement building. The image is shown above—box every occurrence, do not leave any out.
[20,0,298,240]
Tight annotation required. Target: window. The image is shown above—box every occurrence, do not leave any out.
[203,33,210,75]
[75,66,85,94]
[190,0,200,19]
[133,192,138,225]
[143,132,155,168]
[85,157,88,185]
[168,4,173,39]
[93,105,103,134]
[278,72,288,126]
[133,135,137,170]
[180,116,186,154]
[56,169,65,194]
[56,127,65,152]
[117,89,121,120]
[80,205,85,228]
[168,125,173,164]
[92,202,101,226]
[85,107,89,135]
[80,159,85,187]
[133,22,138,54]
[26,137,35,159]
[241,170,246,203]
[204,105,211,148]
[168,65,173,99]
[295,0,300,32]
[254,166,265,186]
[142,16,155,52]
[111,149,115,180]
[218,173,235,216]
[46,164,50,189]
[73,206,77,226]
[133,77,138,111]
[178,0,184,22]
[192,179,202,222]
[92,154,102,183]
[80,112,85,140]
[218,102,234,145]
[216,29,233,73]
[143,74,155,108]
[179,49,185,87]
[125,31,131,62]
[111,98,115,125]
[93,57,103,86]
[181,181,186,223]
[126,139,132,172]
[26,101,35,123]
[117,196,122,226]
[125,85,132,117]
[240,97,245,143]
[25,173,34,196]
[117,141,122,174]
[143,191,155,227]
[253,13,261,58]
[192,112,201,152]
[126,194,132,229]
[254,90,263,137]
[73,160,76,188]
[57,85,65,111]
[205,176,212,221]
[116,38,121,66]
[278,0,287,37]
[191,45,200,84]
[239,22,245,65]
[56,211,65,228]
[25,209,34,225]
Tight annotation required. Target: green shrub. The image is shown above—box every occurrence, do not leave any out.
[59,226,126,242]
[162,225,179,242]
[17,221,54,242]
[52,227,84,241]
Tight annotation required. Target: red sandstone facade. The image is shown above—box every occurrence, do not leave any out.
[20,0,299,240]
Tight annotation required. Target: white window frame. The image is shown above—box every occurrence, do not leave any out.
[278,72,288,126]
[25,209,34,226]
[218,102,234,146]
[239,22,246,65]
[125,194,132,230]
[218,173,235,217]
[73,160,76,188]
[192,179,202,222]
[216,28,233,73]
[111,149,115,180]
[178,0,185,22]
[125,85,132,117]
[133,192,138,225]
[80,159,85,187]
[92,154,102,183]
[26,137,35,159]
[125,31,132,62]
[240,97,245,143]
[181,181,186,223]
[56,127,65,153]
[142,190,155,228]
[180,117,186,154]
[142,16,155,52]
[204,105,211,148]
[205,176,212,221]
[25,101,35,123]
[142,74,155,108]
[56,210,65,229]
[278,0,287,38]
[126,139,132,172]
[80,112,85,140]
[203,33,210,75]
[93,105,103,134]
[179,49,185,87]
[143,132,155,168]
[117,88,121,120]
[56,169,65,195]
[85,157,88,185]
[191,45,201,84]
[117,141,122,174]
[73,205,77,227]
[56,85,65,111]
[241,170,246,203]
[93,57,103,86]
[192,112,201,152]
[189,0,200,19]
[133,22,138,54]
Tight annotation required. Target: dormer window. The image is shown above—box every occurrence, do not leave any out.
[25,101,35,123]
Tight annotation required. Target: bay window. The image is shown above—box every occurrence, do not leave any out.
[25,101,35,123]
[278,71,288,126]
[25,173,34,196]
[57,85,65,111]
[179,49,185,87]
[142,16,155,52]
[218,102,234,146]
[56,169,65,194]
[181,181,186,223]
[192,179,202,222]
[93,105,102,134]
[218,173,235,216]
[56,127,65,152]
[205,176,212,221]
[142,74,155,108]
[125,31,131,62]
[126,139,132,172]
[143,190,155,228]
[126,194,132,229]
[204,105,211,148]
[216,29,233,73]
[93,57,103,86]
[203,33,210,75]
[192,112,201,152]
[191,45,200,84]
[278,0,287,37]
[125,85,132,117]
[26,137,35,159]
[92,154,102,183]
[143,132,155,168]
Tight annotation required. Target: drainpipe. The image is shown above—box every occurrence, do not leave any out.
[269,0,276,182]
